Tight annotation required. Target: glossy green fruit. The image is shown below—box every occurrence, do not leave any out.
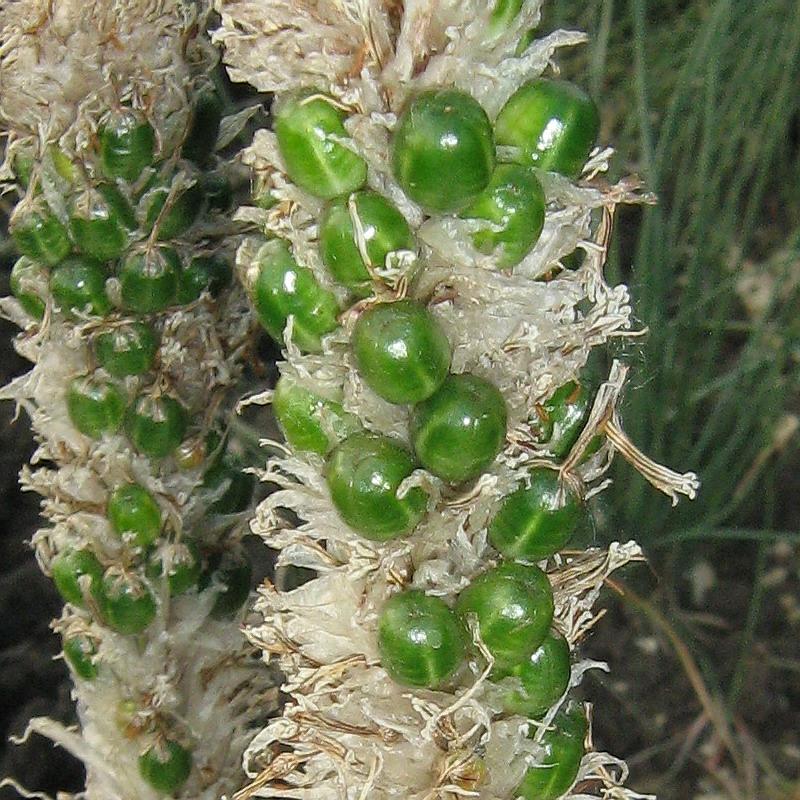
[139,740,192,794]
[94,322,159,378]
[495,79,600,179]
[412,373,507,483]
[392,89,495,213]
[494,559,556,591]
[98,110,156,181]
[176,255,231,304]
[125,394,188,458]
[325,432,427,540]
[10,257,47,320]
[97,183,137,229]
[63,634,100,681]
[460,164,545,267]
[51,549,104,607]
[147,541,201,596]
[119,247,180,313]
[108,483,162,548]
[182,88,223,166]
[378,590,465,688]
[67,376,125,438]
[69,190,128,261]
[145,181,204,240]
[501,628,570,718]
[11,206,71,267]
[455,562,554,672]
[202,453,255,515]
[275,91,368,199]
[352,300,451,404]
[515,702,587,800]
[202,550,252,619]
[487,469,580,560]
[50,255,111,317]
[540,380,593,460]
[319,192,416,297]
[253,239,340,352]
[272,376,359,454]
[100,569,157,634]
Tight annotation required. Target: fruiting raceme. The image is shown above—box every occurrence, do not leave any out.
[215,2,697,800]
[0,2,270,799]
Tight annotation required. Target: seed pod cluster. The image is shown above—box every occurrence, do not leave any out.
[0,3,270,799]
[216,3,696,800]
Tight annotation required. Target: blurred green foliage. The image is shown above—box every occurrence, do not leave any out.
[546,0,800,547]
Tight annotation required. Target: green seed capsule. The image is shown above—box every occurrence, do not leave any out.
[181,88,223,166]
[147,540,202,596]
[515,702,587,800]
[455,562,554,673]
[108,483,162,548]
[119,247,180,313]
[201,549,252,619]
[97,183,137,229]
[139,741,192,794]
[275,91,368,199]
[139,740,192,794]
[176,256,231,304]
[541,380,593,460]
[352,300,451,404]
[272,375,360,455]
[98,110,156,181]
[100,568,157,634]
[494,559,555,591]
[202,453,256,515]
[460,164,545,268]
[500,628,571,718]
[378,590,465,688]
[51,549,104,608]
[412,373,507,483]
[10,205,71,267]
[10,257,48,320]
[125,394,188,458]
[144,181,204,240]
[392,89,495,213]
[253,239,340,352]
[495,79,600,179]
[325,432,427,540]
[67,376,125,438]
[94,322,159,378]
[50,255,111,317]
[63,634,100,681]
[319,192,416,297]
[69,189,128,261]
[488,470,580,560]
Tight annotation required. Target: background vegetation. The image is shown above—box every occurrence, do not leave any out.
[546,0,800,797]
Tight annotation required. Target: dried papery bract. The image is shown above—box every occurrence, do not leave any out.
[215,2,697,800]
[0,2,272,800]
